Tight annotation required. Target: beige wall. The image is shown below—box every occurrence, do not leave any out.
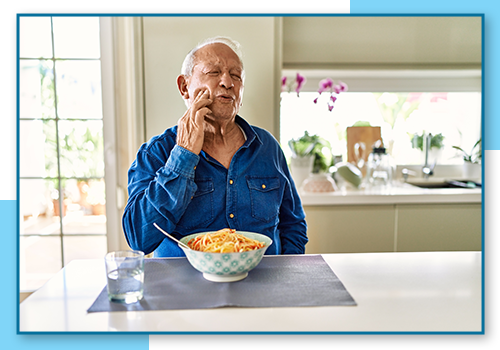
[140,16,481,139]
[142,17,281,139]
[283,16,482,69]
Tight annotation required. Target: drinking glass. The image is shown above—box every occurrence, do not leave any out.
[105,250,144,304]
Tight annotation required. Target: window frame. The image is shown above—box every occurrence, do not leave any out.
[279,68,482,168]
[18,15,109,292]
[281,68,482,93]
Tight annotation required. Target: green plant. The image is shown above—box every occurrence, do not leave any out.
[289,131,333,173]
[352,121,371,127]
[411,133,445,151]
[453,138,481,163]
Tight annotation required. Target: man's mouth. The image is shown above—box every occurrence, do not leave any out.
[215,94,234,102]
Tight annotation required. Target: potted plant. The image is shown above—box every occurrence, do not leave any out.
[411,132,445,164]
[453,138,481,179]
[411,132,445,151]
[289,131,333,172]
[288,131,336,192]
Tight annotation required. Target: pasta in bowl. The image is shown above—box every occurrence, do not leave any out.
[179,229,272,282]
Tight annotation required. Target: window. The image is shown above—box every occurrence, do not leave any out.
[280,71,482,168]
[19,16,107,291]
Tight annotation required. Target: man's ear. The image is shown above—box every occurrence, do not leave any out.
[176,75,190,100]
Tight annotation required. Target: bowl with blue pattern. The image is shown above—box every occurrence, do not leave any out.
[179,231,272,282]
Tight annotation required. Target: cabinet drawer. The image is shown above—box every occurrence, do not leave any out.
[396,203,482,252]
[304,205,395,254]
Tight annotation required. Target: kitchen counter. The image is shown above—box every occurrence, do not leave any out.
[300,180,482,206]
[19,252,482,333]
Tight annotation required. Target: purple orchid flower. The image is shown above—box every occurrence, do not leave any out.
[295,73,306,96]
[339,81,348,92]
[315,78,344,111]
[327,95,338,112]
[318,78,333,94]
[281,73,347,113]
[333,82,349,94]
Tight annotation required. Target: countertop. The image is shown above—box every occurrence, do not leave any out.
[300,178,482,206]
[19,251,482,333]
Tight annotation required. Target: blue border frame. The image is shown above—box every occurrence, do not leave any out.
[8,6,492,349]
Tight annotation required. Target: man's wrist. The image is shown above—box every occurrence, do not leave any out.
[165,145,200,179]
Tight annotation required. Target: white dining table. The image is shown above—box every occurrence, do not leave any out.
[19,251,482,333]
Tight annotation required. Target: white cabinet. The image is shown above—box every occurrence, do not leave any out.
[304,205,396,254]
[396,203,482,252]
[304,203,481,254]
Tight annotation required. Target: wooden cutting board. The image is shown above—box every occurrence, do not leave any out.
[346,126,383,176]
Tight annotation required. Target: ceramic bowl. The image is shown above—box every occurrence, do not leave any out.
[179,231,272,282]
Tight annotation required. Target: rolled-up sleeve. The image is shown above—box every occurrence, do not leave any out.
[122,144,199,255]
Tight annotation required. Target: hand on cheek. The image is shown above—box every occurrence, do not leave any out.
[177,89,212,155]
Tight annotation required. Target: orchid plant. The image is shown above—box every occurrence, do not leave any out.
[281,72,307,97]
[313,78,348,111]
[281,73,348,112]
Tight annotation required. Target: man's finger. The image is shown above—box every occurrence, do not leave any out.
[194,107,212,125]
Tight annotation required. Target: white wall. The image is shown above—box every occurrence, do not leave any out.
[142,17,281,139]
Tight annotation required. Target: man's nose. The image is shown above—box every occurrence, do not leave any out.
[219,71,234,89]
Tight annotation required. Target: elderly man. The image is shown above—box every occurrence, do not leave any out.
[122,37,308,257]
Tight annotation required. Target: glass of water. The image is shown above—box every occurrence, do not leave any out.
[105,250,145,304]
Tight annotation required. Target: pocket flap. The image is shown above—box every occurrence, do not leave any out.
[246,177,280,192]
[194,178,214,197]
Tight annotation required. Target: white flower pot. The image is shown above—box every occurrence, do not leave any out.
[462,162,481,180]
[290,156,314,189]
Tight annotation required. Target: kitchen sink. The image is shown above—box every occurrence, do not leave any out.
[407,179,481,189]
[408,181,454,189]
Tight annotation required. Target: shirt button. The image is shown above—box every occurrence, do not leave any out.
[229,179,234,185]
[193,166,196,170]
[262,184,266,189]
[229,214,234,219]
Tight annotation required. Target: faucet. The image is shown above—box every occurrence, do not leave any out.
[402,168,417,182]
[422,133,436,179]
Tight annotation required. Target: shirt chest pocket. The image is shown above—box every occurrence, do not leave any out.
[246,176,281,223]
[176,178,214,229]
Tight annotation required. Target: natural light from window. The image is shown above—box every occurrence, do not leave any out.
[19,16,107,291]
[280,91,481,167]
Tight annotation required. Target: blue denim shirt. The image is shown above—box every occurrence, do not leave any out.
[122,116,308,257]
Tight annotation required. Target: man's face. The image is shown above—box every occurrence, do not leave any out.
[184,43,244,121]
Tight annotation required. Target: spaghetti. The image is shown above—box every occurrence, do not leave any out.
[187,228,266,253]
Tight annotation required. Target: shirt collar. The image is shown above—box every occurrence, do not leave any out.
[235,115,263,147]
[198,116,261,160]
[172,115,262,160]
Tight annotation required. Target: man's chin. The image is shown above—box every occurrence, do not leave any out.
[209,106,238,120]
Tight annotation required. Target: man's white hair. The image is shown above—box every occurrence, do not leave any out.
[180,36,245,81]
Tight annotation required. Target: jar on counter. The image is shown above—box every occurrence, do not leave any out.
[366,147,395,188]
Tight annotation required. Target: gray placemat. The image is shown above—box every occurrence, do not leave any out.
[87,255,356,313]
